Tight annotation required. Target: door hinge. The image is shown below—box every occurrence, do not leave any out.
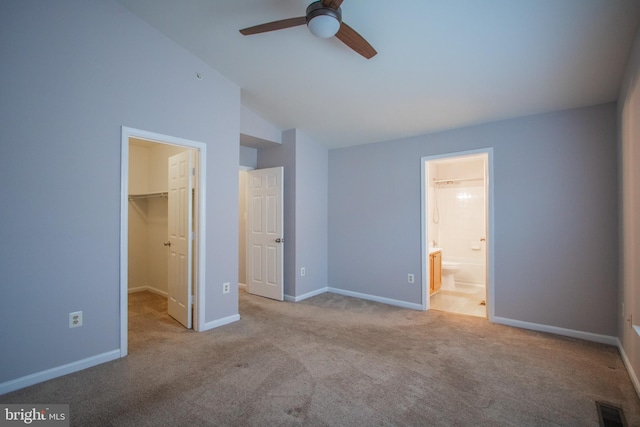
[191,231,195,240]
[192,167,195,176]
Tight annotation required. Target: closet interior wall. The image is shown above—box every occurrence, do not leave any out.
[128,141,186,296]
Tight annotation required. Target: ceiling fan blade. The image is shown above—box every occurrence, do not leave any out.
[335,22,377,59]
[239,16,306,36]
[322,0,344,9]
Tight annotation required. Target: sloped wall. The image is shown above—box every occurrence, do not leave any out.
[0,0,240,389]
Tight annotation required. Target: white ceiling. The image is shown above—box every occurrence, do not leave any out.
[116,0,640,149]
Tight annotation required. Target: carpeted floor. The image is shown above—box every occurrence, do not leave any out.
[2,289,639,426]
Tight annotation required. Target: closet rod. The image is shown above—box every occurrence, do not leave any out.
[128,192,168,201]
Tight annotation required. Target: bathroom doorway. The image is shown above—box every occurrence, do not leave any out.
[421,149,493,319]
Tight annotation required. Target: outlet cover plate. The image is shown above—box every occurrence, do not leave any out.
[69,311,83,328]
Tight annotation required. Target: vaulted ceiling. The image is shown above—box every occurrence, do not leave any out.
[116,0,640,148]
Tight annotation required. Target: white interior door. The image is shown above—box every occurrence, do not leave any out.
[167,150,193,328]
[247,167,284,301]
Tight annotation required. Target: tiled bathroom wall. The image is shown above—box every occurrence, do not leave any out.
[429,156,486,285]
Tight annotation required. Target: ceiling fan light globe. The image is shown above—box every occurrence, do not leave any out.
[307,15,340,38]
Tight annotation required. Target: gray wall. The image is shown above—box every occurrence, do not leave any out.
[241,105,282,145]
[0,0,240,385]
[329,103,618,336]
[239,146,258,169]
[258,129,328,298]
[293,130,329,297]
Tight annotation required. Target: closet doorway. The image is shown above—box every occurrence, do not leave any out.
[120,127,206,357]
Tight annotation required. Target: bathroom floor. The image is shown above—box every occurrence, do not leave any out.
[430,283,486,318]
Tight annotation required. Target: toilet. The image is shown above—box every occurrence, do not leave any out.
[441,261,461,290]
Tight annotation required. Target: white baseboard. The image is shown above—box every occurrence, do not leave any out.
[0,350,120,395]
[616,338,640,400]
[201,314,240,332]
[284,287,328,302]
[238,283,246,289]
[128,286,167,297]
[492,316,618,346]
[327,287,423,311]
[283,286,421,310]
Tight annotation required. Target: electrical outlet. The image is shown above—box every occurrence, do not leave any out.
[69,311,83,328]
[301,267,306,277]
[408,274,414,284]
[223,282,230,294]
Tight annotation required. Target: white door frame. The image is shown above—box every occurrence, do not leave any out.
[238,166,254,289]
[420,148,495,321]
[119,126,207,357]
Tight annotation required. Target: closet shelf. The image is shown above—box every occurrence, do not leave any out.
[128,191,168,201]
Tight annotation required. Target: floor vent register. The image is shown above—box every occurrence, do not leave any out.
[596,401,627,427]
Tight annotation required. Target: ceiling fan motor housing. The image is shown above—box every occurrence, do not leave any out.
[306,1,342,38]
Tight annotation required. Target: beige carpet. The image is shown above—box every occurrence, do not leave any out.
[2,289,638,426]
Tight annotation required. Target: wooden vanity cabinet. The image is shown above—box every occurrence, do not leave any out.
[429,251,442,295]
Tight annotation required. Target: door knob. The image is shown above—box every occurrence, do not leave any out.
[163,241,171,247]
[275,238,284,243]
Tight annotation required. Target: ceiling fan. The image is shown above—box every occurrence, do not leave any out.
[239,0,377,59]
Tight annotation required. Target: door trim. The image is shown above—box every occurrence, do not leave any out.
[120,126,207,357]
[420,148,494,321]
